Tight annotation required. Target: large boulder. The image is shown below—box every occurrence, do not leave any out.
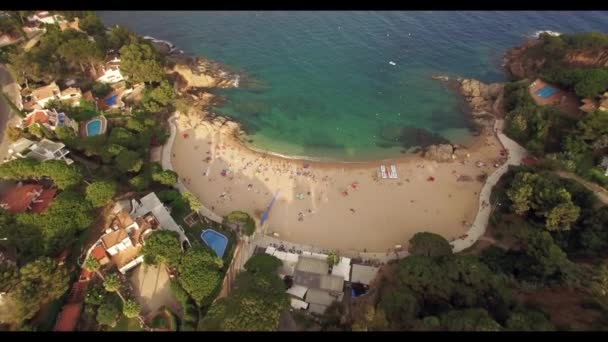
[424,144,454,162]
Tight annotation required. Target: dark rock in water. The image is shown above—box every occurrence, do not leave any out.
[399,126,450,148]
[379,124,403,142]
[233,99,271,117]
[248,139,254,143]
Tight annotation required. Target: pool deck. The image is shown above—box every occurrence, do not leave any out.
[79,115,108,137]
[528,78,581,117]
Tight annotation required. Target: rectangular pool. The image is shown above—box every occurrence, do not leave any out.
[536,86,557,99]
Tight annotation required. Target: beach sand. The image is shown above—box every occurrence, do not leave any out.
[171,114,504,252]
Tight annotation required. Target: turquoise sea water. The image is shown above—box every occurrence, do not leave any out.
[99,11,608,160]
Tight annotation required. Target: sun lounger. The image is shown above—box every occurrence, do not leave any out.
[380,165,388,179]
[389,165,398,179]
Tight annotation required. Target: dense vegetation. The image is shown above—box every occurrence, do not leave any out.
[199,254,288,331]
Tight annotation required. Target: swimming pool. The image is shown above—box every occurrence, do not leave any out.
[536,86,557,99]
[86,119,102,136]
[201,229,228,258]
[106,95,118,106]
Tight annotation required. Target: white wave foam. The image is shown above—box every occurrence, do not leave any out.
[532,30,561,38]
[232,75,240,88]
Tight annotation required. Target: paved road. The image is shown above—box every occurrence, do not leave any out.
[555,171,608,206]
[0,65,21,161]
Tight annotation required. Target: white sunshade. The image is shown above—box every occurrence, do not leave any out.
[331,257,351,282]
[290,298,309,310]
[265,246,277,255]
[286,285,308,299]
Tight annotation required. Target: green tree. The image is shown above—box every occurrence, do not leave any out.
[79,13,106,36]
[223,211,255,236]
[0,262,19,293]
[505,310,555,331]
[55,126,77,141]
[507,171,538,216]
[177,246,223,305]
[85,180,118,207]
[244,254,282,274]
[129,173,151,191]
[440,308,502,331]
[119,43,165,84]
[108,127,138,149]
[108,25,136,51]
[142,230,183,268]
[181,192,201,211]
[408,232,453,257]
[96,295,122,327]
[103,273,121,292]
[517,229,569,280]
[327,250,339,267]
[199,271,289,331]
[92,82,112,98]
[9,258,70,323]
[115,149,143,173]
[152,169,178,186]
[84,257,101,272]
[122,299,141,319]
[379,288,419,325]
[85,283,107,306]
[58,37,104,73]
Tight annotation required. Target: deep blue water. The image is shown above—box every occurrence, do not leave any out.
[99,11,608,160]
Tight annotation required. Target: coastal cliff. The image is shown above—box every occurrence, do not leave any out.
[167,56,239,90]
[503,37,608,79]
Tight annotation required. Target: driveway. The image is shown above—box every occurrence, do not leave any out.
[129,264,181,317]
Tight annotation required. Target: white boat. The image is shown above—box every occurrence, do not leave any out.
[380,165,388,179]
[389,165,398,179]
[389,61,396,66]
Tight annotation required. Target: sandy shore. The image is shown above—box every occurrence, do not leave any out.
[171,114,503,252]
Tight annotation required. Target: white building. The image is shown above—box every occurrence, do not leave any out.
[130,192,191,246]
[27,11,63,25]
[102,229,133,256]
[7,138,73,165]
[96,57,124,84]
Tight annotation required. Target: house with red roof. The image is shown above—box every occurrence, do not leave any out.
[21,109,78,132]
[0,183,57,214]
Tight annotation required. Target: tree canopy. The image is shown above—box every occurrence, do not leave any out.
[408,232,453,257]
[119,43,165,84]
[244,254,282,275]
[85,180,118,207]
[177,246,223,306]
[142,230,182,268]
[0,159,83,190]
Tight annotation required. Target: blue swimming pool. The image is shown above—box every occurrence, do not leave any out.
[86,119,102,136]
[201,229,228,258]
[106,95,118,106]
[536,86,557,99]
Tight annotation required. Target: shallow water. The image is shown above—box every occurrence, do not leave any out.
[100,11,608,160]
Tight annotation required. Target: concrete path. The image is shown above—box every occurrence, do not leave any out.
[450,119,528,253]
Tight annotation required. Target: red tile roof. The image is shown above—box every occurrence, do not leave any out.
[23,110,50,128]
[79,268,92,282]
[30,188,57,213]
[0,184,43,213]
[53,303,81,331]
[90,244,108,262]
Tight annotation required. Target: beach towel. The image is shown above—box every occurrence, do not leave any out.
[380,165,388,179]
[389,165,398,179]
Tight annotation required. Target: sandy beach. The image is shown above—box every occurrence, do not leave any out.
[171,112,504,253]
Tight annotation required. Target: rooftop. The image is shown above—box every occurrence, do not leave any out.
[111,210,136,230]
[9,138,35,154]
[0,184,44,213]
[295,256,328,275]
[23,110,50,127]
[31,82,60,101]
[350,264,379,286]
[30,188,57,213]
[101,229,129,249]
[90,244,109,263]
[305,288,338,307]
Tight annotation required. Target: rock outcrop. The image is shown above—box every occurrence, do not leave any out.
[168,57,239,90]
[424,144,454,162]
[458,78,504,131]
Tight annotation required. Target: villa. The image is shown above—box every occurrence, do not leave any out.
[27,11,64,25]
[0,183,57,214]
[58,17,82,32]
[7,138,74,165]
[580,98,599,114]
[85,193,190,274]
[21,109,78,132]
[23,82,83,110]
[95,55,125,84]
